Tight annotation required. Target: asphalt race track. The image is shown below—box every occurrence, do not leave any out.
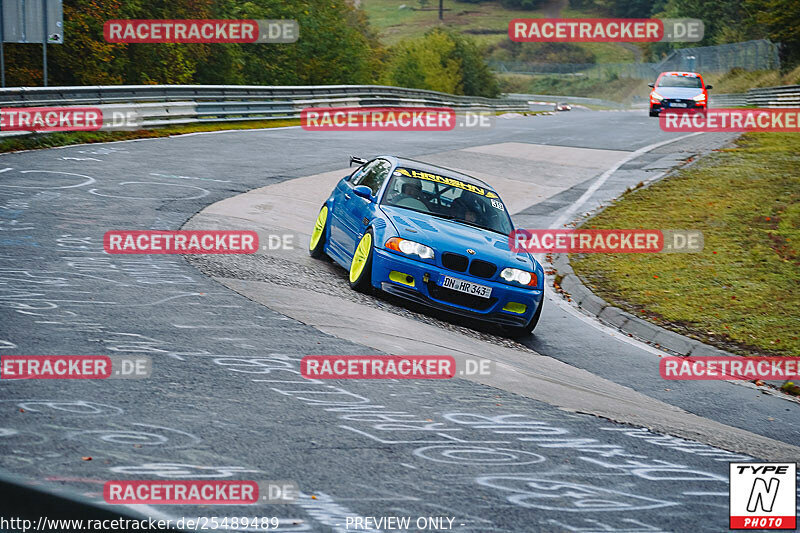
[1,110,798,532]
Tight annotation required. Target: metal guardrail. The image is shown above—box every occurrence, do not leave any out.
[709,93,749,107]
[506,93,626,109]
[745,84,800,107]
[512,85,800,110]
[711,85,800,108]
[0,84,530,132]
[512,84,800,111]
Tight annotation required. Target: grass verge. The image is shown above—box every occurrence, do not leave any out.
[496,63,800,105]
[498,73,647,103]
[570,132,799,357]
[361,0,635,62]
[705,65,800,94]
[0,118,302,154]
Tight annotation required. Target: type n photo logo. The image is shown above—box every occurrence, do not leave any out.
[730,463,797,529]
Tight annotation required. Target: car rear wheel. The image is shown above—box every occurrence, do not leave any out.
[309,205,329,259]
[504,297,543,338]
[349,230,374,293]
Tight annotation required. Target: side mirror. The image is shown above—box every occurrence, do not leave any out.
[350,155,367,167]
[648,83,655,88]
[353,185,373,200]
[705,84,713,90]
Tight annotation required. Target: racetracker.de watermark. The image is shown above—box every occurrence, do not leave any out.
[509,18,703,42]
[660,108,800,132]
[0,106,144,132]
[301,356,451,379]
[104,19,298,43]
[1,107,102,132]
[1,356,152,379]
[509,229,703,253]
[104,230,259,254]
[103,480,298,504]
[300,107,495,131]
[660,357,800,381]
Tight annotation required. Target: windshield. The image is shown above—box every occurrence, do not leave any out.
[381,167,513,235]
[657,75,703,88]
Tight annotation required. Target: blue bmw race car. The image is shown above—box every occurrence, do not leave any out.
[309,155,544,336]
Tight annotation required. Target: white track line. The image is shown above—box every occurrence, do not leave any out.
[543,131,703,356]
[549,132,702,230]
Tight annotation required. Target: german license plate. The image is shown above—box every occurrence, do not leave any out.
[441,275,492,299]
[670,102,687,108]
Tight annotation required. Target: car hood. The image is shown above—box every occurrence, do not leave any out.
[381,206,536,272]
[654,86,704,99]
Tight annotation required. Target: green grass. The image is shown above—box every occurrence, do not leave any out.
[498,72,647,102]
[570,133,800,357]
[360,0,636,62]
[497,62,800,104]
[0,118,301,153]
[362,0,541,45]
[576,43,639,63]
[705,64,800,94]
[496,64,800,105]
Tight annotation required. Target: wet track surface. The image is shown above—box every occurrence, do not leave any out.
[1,111,798,532]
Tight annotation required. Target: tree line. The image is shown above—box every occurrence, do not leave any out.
[4,0,499,97]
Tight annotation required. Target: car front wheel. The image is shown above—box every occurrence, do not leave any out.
[309,205,329,259]
[349,229,374,293]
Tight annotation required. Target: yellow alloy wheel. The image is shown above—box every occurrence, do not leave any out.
[309,206,328,251]
[349,232,372,283]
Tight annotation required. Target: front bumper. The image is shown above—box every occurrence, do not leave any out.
[650,99,706,113]
[372,248,542,327]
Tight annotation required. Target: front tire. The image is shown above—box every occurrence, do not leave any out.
[649,109,659,117]
[349,230,374,293]
[309,205,329,259]
[505,297,543,338]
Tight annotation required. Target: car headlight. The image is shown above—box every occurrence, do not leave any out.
[385,237,434,259]
[500,267,537,287]
[692,94,707,101]
[650,92,664,101]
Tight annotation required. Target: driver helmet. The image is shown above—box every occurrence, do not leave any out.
[400,178,423,199]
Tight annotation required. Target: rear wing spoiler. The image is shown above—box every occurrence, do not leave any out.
[349,155,367,167]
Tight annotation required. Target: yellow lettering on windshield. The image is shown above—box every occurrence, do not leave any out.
[397,167,492,197]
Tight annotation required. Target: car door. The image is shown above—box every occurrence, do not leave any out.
[329,160,375,258]
[341,158,392,256]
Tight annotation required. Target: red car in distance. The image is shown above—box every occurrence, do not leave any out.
[649,71,712,117]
